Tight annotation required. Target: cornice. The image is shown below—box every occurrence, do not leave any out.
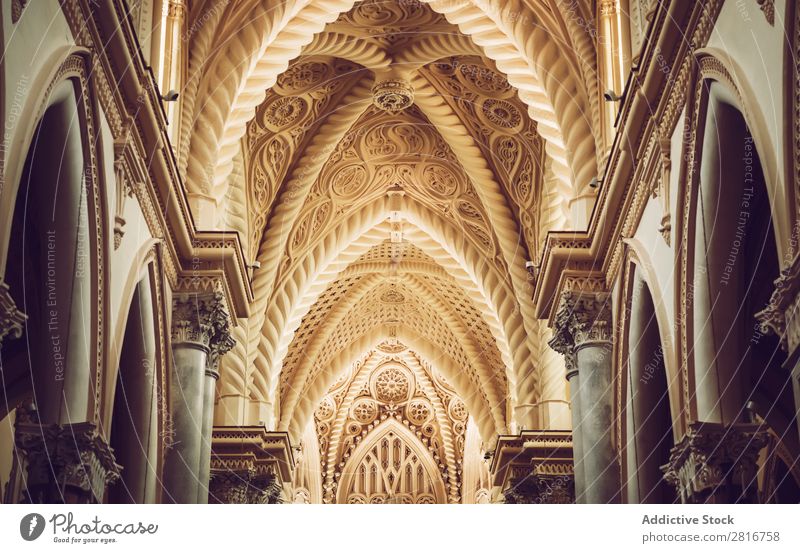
[211,426,294,481]
[62,0,252,318]
[489,429,574,487]
[533,0,721,321]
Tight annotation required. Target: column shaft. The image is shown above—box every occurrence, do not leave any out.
[549,290,620,504]
[576,341,619,503]
[566,365,586,502]
[163,342,207,503]
[197,369,218,503]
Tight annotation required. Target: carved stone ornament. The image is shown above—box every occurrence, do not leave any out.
[661,421,768,504]
[503,467,575,504]
[492,430,575,504]
[548,290,612,358]
[209,466,283,504]
[209,427,293,503]
[755,253,800,354]
[372,79,415,112]
[756,0,775,25]
[11,0,28,23]
[657,135,672,245]
[15,417,121,503]
[112,134,145,250]
[171,286,235,354]
[0,281,26,344]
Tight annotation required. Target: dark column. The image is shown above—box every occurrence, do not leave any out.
[109,278,158,503]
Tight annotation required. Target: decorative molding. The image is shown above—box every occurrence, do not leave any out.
[490,430,574,504]
[656,134,672,245]
[208,426,294,503]
[59,0,253,320]
[112,126,147,250]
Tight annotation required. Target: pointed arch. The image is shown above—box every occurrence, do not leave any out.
[335,418,448,503]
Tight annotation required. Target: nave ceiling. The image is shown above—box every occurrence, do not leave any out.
[175,0,601,481]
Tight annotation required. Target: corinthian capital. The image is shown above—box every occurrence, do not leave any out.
[755,255,800,354]
[548,290,613,356]
[172,286,235,354]
[661,421,768,504]
[15,418,121,503]
[0,281,26,345]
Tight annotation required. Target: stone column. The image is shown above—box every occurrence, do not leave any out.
[164,287,234,503]
[197,330,234,503]
[627,272,673,503]
[108,278,158,504]
[555,349,585,502]
[14,408,120,503]
[549,291,620,503]
[662,421,768,503]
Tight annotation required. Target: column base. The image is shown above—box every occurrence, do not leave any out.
[661,421,768,504]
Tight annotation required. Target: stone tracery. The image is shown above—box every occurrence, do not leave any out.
[313,349,467,503]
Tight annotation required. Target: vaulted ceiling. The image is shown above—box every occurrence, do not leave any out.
[178,0,601,457]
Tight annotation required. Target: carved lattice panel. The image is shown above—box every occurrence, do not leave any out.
[339,421,446,504]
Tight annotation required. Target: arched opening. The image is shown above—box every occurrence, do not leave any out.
[624,267,676,503]
[2,78,93,426]
[107,276,159,503]
[691,79,799,500]
[335,419,447,504]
